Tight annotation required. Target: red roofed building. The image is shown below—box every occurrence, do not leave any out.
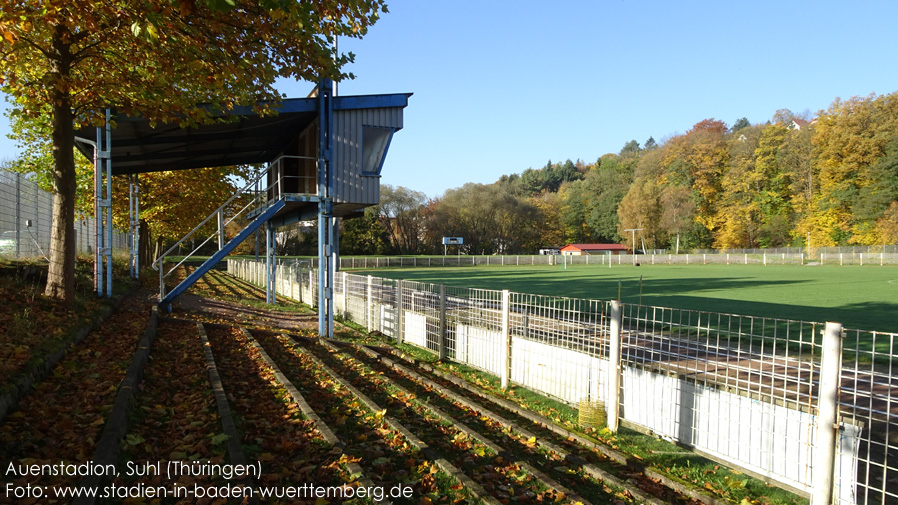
[560,243,630,256]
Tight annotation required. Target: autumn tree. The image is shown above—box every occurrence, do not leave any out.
[715,123,794,249]
[425,183,540,254]
[111,167,253,267]
[662,119,729,245]
[779,123,815,224]
[877,201,898,244]
[0,0,386,301]
[716,123,764,249]
[340,207,388,255]
[584,154,632,242]
[800,93,898,245]
[529,191,566,248]
[617,177,662,250]
[558,180,591,244]
[659,184,698,251]
[440,93,898,253]
[615,145,676,250]
[378,184,426,255]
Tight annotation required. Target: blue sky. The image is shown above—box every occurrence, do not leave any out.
[3,0,898,198]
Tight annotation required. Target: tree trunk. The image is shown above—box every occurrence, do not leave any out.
[154,236,164,264]
[139,219,153,270]
[44,91,77,302]
[44,27,78,302]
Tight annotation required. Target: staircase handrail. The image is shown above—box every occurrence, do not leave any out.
[157,194,270,280]
[152,163,272,271]
[152,155,318,298]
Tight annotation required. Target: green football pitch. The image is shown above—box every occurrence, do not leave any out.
[358,263,898,334]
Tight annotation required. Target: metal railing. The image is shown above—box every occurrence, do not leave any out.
[229,258,898,505]
[153,156,316,298]
[300,252,898,269]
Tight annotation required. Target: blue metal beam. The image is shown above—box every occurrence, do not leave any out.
[334,93,412,110]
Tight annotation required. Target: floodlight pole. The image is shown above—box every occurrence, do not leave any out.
[623,228,643,266]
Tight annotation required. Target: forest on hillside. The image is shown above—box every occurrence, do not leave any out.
[315,91,897,257]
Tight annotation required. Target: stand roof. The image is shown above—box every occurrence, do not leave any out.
[73,93,411,176]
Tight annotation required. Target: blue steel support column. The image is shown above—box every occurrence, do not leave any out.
[328,215,336,337]
[95,109,113,297]
[317,97,326,336]
[317,79,334,338]
[326,82,336,338]
[317,207,326,335]
[326,84,336,338]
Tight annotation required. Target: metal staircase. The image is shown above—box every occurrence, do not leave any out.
[153,156,312,310]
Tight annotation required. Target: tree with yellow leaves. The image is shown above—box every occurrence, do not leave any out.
[1,0,386,301]
[799,93,898,246]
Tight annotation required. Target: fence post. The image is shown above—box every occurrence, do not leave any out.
[500,289,511,390]
[607,300,623,432]
[366,275,373,331]
[310,268,316,307]
[812,321,843,505]
[14,173,21,258]
[396,280,404,343]
[338,271,345,318]
[298,265,304,304]
[438,284,447,360]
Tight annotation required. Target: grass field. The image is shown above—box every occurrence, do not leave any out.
[356,262,898,334]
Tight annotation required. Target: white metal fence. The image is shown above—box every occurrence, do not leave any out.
[0,168,128,259]
[300,250,898,270]
[228,258,898,505]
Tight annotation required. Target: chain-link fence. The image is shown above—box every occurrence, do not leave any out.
[0,168,127,260]
[229,258,898,504]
